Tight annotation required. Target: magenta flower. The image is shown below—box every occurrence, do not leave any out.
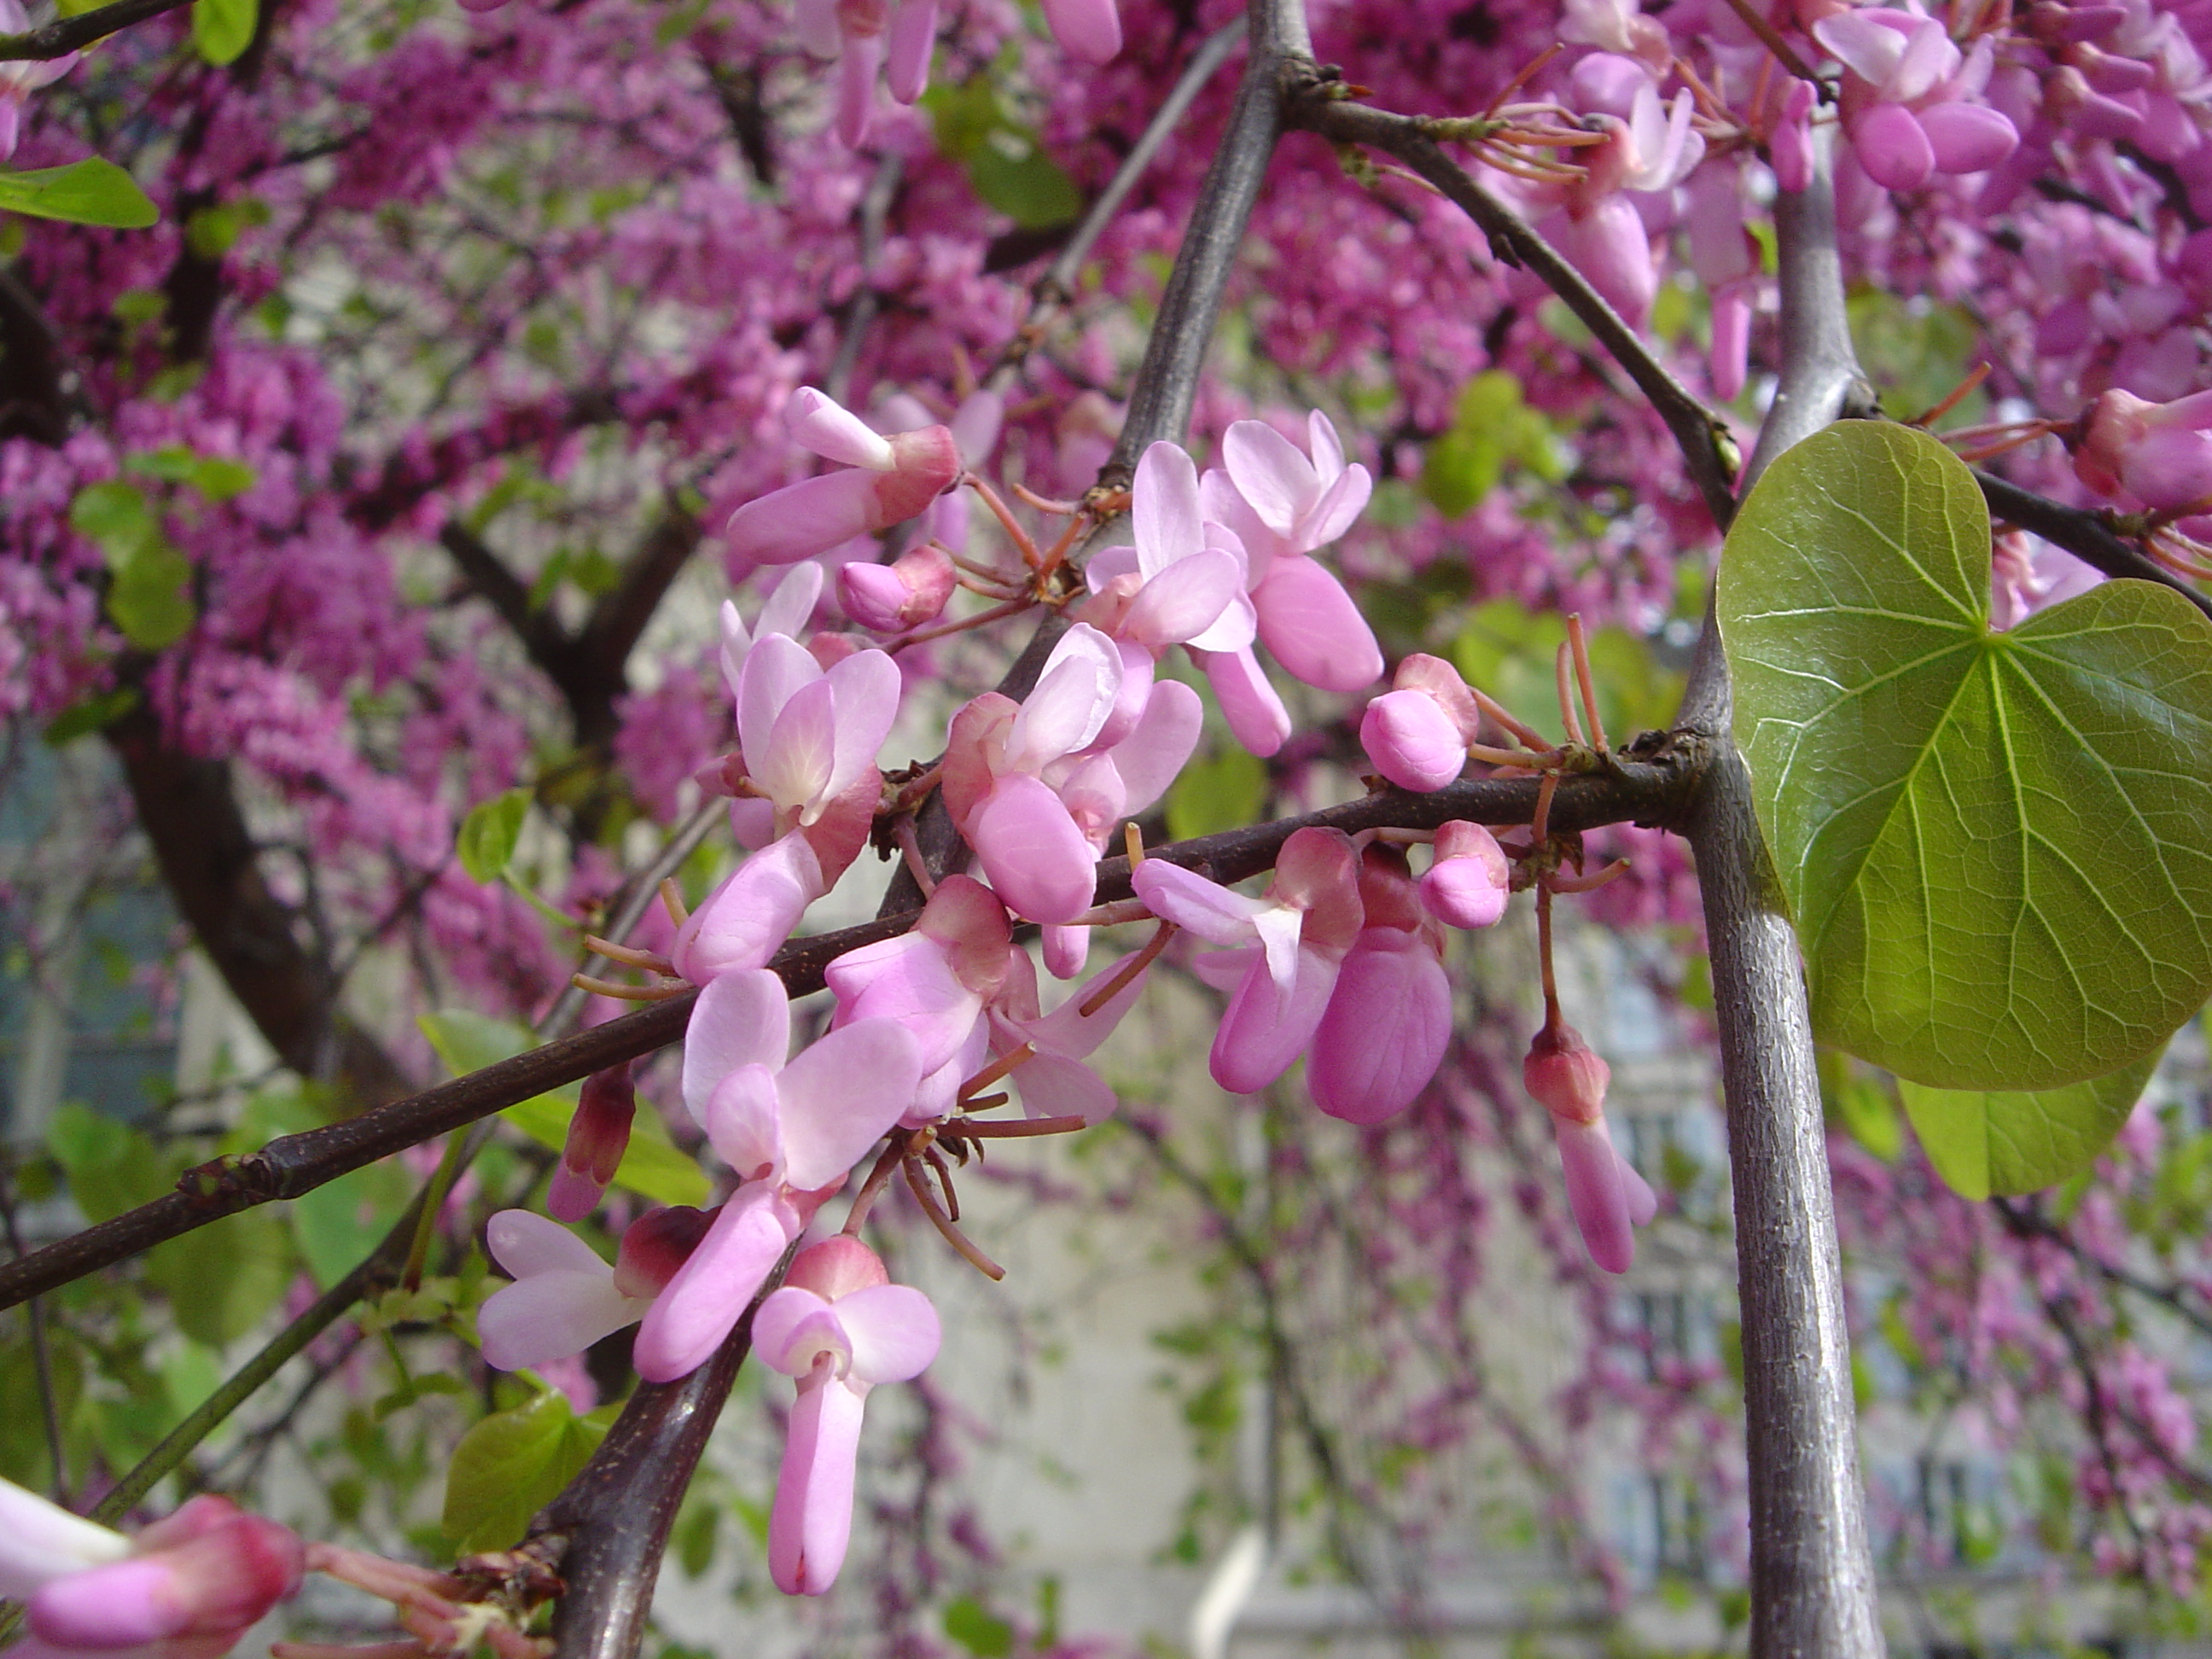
[0,1480,303,1659]
[727,387,959,568]
[839,541,956,633]
[477,1205,710,1372]
[1133,827,1366,1094]
[1307,847,1453,1125]
[754,1237,941,1595]
[1814,8,2019,192]
[2072,385,2212,511]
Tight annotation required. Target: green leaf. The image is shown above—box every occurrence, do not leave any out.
[965,136,1081,230]
[44,686,140,746]
[442,1391,610,1552]
[943,1597,1016,1659]
[1900,1049,2158,1200]
[191,0,255,63]
[457,789,531,883]
[1166,743,1266,842]
[129,445,256,501]
[293,1158,413,1289]
[106,541,196,649]
[1719,422,2212,1091]
[148,1209,294,1347]
[0,159,158,229]
[69,480,155,549]
[418,1010,709,1208]
[48,1103,171,1221]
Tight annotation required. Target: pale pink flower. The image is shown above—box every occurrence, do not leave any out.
[1359,654,1482,792]
[727,387,959,566]
[1419,821,1513,930]
[2072,385,2212,511]
[839,542,956,632]
[1039,0,1121,62]
[1814,7,2019,191]
[477,1205,710,1371]
[0,1481,303,1659]
[987,945,1155,1122]
[755,1238,941,1595]
[1133,827,1366,1094]
[795,0,940,146]
[1524,1020,1656,1273]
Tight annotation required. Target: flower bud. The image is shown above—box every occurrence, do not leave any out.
[548,1062,637,1221]
[1361,690,1468,792]
[838,543,956,633]
[27,1497,303,1654]
[1523,1019,1610,1126]
[1421,821,1511,930]
[613,1204,717,1299]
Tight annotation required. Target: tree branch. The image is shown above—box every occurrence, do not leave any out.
[0,0,187,60]
[1287,92,1741,530]
[1675,131,1886,1659]
[1974,469,2212,622]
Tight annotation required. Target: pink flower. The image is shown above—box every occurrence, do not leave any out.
[1359,654,1481,791]
[0,1481,303,1659]
[1814,8,2019,192]
[1039,0,1121,62]
[633,969,926,1382]
[477,1205,711,1371]
[1133,827,1366,1094]
[1307,847,1453,1125]
[795,0,940,146]
[839,542,955,632]
[2072,386,2212,511]
[0,0,73,164]
[727,387,959,567]
[1419,821,1512,931]
[754,1237,941,1596]
[1523,1019,1656,1273]
[987,945,1155,1122]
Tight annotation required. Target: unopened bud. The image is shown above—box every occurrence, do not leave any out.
[613,1204,717,1299]
[1422,821,1511,930]
[1523,1019,1610,1126]
[839,543,957,633]
[28,1497,303,1652]
[1360,690,1469,792]
[548,1062,636,1222]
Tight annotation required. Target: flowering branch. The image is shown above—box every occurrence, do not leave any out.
[0,0,187,59]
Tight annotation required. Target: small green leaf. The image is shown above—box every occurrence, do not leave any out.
[106,541,196,649]
[292,1158,413,1289]
[47,1103,171,1221]
[943,1597,1015,1659]
[457,789,531,883]
[1900,1049,2158,1200]
[147,1208,294,1347]
[69,480,156,548]
[417,1010,708,1208]
[191,0,255,64]
[129,445,256,501]
[1720,422,2212,1091]
[1166,744,1266,842]
[0,158,158,228]
[443,1390,610,1552]
[44,686,140,746]
[965,137,1081,230]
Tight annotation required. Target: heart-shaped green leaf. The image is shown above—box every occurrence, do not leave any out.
[1899,1049,2158,1200]
[1720,421,2212,1091]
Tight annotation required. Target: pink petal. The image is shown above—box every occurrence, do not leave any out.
[1012,1049,1120,1123]
[758,674,839,814]
[1918,101,2018,174]
[1299,461,1371,550]
[770,1377,868,1595]
[725,469,884,567]
[668,833,824,981]
[1813,11,1906,88]
[1307,931,1453,1124]
[682,968,791,1123]
[885,0,934,102]
[1771,79,1815,193]
[1103,678,1202,814]
[486,1209,608,1279]
[737,632,822,772]
[1360,689,1470,792]
[950,388,1004,463]
[760,562,827,642]
[1038,0,1120,61]
[970,773,1099,923]
[1552,196,1658,330]
[1041,923,1089,981]
[1222,420,1318,538]
[827,934,983,1075]
[701,1062,785,1181]
[1555,1115,1635,1273]
[1254,556,1383,693]
[1420,822,1511,930]
[1618,1145,1659,1227]
[1709,284,1752,403]
[772,1018,923,1190]
[753,1293,850,1377]
[1890,16,1960,102]
[0,1484,127,1599]
[1132,859,1270,945]
[1124,547,1240,650]
[1192,644,1291,755]
[793,0,841,55]
[633,1186,800,1382]
[823,647,902,803]
[1132,440,1204,579]
[1853,102,1936,192]
[786,387,895,470]
[478,1269,646,1371]
[1307,410,1347,485]
[1007,624,1120,768]
[835,1284,942,1382]
[836,29,882,147]
[1028,949,1152,1061]
[1211,945,1341,1095]
[30,1521,301,1650]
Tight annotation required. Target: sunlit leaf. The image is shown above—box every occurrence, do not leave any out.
[0,158,158,228]
[1899,1048,2158,1200]
[1720,421,2212,1091]
[442,1390,612,1552]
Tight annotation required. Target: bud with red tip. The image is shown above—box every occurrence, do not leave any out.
[1524,1016,1654,1275]
[727,387,961,568]
[548,1062,637,1221]
[838,542,957,633]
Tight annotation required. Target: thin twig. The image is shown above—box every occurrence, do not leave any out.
[0,0,188,59]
